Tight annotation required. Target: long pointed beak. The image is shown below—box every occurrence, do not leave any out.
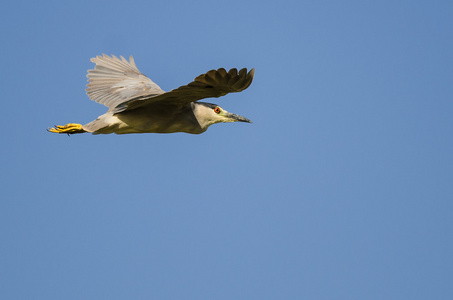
[226,112,252,123]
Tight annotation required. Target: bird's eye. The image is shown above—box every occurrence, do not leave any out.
[214,107,221,114]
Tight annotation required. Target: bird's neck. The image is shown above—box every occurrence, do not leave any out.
[192,103,216,131]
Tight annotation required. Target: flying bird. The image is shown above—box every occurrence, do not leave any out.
[48,54,254,135]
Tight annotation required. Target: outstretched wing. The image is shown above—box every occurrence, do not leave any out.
[86,54,165,110]
[113,67,255,113]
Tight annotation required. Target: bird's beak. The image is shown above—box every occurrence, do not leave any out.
[226,112,252,123]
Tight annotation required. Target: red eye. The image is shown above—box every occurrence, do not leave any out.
[214,107,221,114]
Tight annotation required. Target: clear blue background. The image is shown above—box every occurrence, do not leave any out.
[1,0,452,299]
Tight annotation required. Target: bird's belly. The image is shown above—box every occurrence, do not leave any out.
[116,109,203,134]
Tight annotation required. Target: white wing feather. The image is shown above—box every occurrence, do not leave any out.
[86,54,164,110]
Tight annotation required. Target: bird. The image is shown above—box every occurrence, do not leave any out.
[48,54,254,135]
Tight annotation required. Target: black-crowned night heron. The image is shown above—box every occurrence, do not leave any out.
[48,54,254,135]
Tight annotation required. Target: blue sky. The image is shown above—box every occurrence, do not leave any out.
[1,0,452,299]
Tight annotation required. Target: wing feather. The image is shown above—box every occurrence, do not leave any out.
[86,54,165,110]
[115,67,255,113]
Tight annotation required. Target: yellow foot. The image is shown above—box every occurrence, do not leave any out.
[47,123,85,134]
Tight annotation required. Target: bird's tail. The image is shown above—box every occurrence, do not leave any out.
[47,123,86,134]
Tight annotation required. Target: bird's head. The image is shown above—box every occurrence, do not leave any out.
[193,102,251,130]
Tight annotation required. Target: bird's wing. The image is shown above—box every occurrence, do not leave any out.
[113,67,255,113]
[86,54,165,110]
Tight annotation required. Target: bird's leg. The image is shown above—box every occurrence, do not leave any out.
[47,123,86,134]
